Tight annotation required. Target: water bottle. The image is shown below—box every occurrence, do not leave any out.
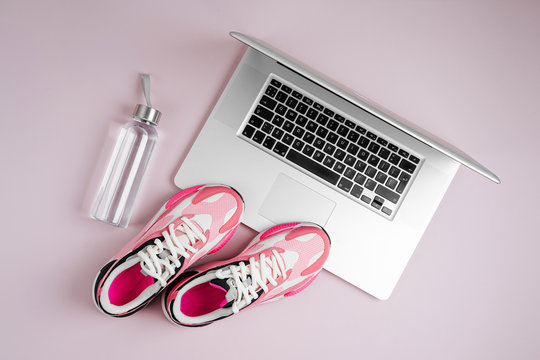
[91,74,161,228]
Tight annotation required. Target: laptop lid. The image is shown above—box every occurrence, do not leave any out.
[230,32,500,184]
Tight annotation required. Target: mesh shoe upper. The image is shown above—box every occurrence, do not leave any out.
[162,222,331,326]
[92,184,244,317]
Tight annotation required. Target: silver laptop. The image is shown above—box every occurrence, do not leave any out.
[174,32,500,300]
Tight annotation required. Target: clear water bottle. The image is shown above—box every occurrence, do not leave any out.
[91,74,161,228]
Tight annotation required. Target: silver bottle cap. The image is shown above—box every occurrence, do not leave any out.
[133,104,161,125]
[133,74,161,125]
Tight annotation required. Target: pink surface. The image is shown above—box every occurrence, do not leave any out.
[1,1,539,359]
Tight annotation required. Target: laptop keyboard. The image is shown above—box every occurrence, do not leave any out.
[238,75,422,220]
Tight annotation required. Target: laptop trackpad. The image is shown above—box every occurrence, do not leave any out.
[258,173,336,226]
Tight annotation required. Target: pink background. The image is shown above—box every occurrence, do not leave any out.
[1,1,539,359]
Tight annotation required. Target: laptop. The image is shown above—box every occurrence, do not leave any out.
[174,32,500,300]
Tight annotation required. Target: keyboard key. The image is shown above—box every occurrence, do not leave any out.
[263,137,276,150]
[293,126,305,138]
[324,108,335,117]
[323,143,336,155]
[286,109,298,121]
[306,108,318,120]
[354,173,366,185]
[265,85,278,97]
[283,133,294,145]
[242,124,256,138]
[323,156,336,168]
[292,139,305,151]
[286,149,340,185]
[358,149,369,160]
[316,127,329,138]
[303,132,315,144]
[344,167,356,179]
[378,160,390,172]
[302,144,315,157]
[345,120,356,128]
[276,104,287,115]
[388,166,400,178]
[337,178,353,192]
[365,179,377,191]
[313,150,325,162]
[292,90,303,99]
[365,166,377,178]
[306,120,318,132]
[260,95,277,110]
[270,79,282,87]
[386,177,398,189]
[399,172,411,183]
[375,185,400,204]
[326,132,338,144]
[375,171,387,184]
[351,185,363,198]
[358,136,370,148]
[271,128,284,140]
[328,119,339,131]
[295,115,308,127]
[313,102,324,111]
[302,96,313,105]
[389,153,400,165]
[261,122,274,134]
[337,125,349,137]
[255,105,274,121]
[334,149,346,161]
[249,115,264,128]
[276,91,288,103]
[354,160,367,172]
[388,143,399,152]
[361,195,371,204]
[368,154,380,167]
[355,125,366,134]
[347,131,359,142]
[296,102,308,114]
[378,148,390,160]
[272,115,284,127]
[371,197,383,210]
[344,154,356,166]
[366,131,377,140]
[368,142,380,153]
[334,114,345,122]
[281,84,292,93]
[382,207,392,216]
[409,154,420,164]
[333,162,345,174]
[313,137,325,149]
[398,149,409,158]
[286,97,298,108]
[273,142,288,156]
[376,137,388,146]
[316,113,329,125]
[283,120,295,132]
[337,138,349,150]
[399,158,417,174]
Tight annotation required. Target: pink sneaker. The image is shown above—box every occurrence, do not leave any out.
[161,222,331,326]
[92,184,244,317]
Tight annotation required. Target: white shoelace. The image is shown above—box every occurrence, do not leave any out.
[215,249,287,313]
[138,217,206,286]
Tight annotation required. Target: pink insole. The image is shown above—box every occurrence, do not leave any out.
[108,263,155,306]
[180,282,227,317]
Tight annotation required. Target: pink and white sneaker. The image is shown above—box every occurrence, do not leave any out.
[92,184,244,317]
[161,222,331,326]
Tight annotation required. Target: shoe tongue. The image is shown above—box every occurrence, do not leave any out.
[209,277,242,309]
